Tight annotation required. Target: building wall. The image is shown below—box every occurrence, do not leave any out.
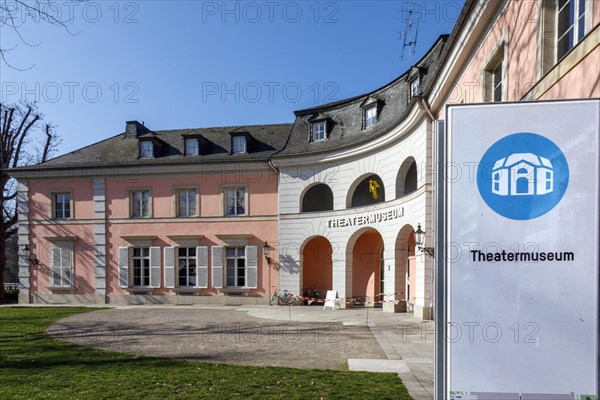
[22,169,279,304]
[275,117,434,318]
[435,0,599,117]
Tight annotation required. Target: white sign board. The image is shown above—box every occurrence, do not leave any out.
[446,100,599,398]
[324,290,339,310]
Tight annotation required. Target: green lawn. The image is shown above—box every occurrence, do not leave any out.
[0,307,412,400]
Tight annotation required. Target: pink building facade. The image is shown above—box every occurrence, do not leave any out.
[12,123,287,305]
[10,0,599,314]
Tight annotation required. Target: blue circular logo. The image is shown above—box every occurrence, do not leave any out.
[477,132,569,220]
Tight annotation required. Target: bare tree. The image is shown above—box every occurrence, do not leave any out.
[0,101,59,301]
[0,0,78,69]
[4,234,18,284]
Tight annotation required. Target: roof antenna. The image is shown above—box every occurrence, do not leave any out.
[398,9,420,68]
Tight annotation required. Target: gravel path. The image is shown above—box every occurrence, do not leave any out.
[48,308,385,370]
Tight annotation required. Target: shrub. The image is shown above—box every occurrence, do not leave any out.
[3,288,19,302]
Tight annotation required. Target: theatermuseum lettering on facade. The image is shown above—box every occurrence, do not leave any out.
[10,0,600,319]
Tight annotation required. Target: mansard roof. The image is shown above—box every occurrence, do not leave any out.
[18,123,292,171]
[274,35,448,158]
[11,34,452,174]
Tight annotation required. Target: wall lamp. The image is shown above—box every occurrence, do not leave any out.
[414,223,435,257]
[262,241,272,264]
[22,244,40,266]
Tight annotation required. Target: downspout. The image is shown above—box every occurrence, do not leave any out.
[268,157,280,301]
[268,159,279,175]
[418,97,436,121]
[418,97,437,320]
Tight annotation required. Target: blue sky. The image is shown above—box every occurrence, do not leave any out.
[1,1,464,156]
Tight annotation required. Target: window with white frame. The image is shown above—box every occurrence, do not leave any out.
[140,141,153,158]
[364,106,377,129]
[410,77,420,97]
[232,136,247,154]
[185,138,199,156]
[225,247,246,287]
[538,0,590,76]
[224,187,246,216]
[53,192,71,219]
[311,121,326,142]
[484,46,504,102]
[491,62,503,102]
[177,188,197,217]
[178,247,197,287]
[132,247,150,287]
[557,0,586,61]
[130,190,151,218]
[50,242,73,288]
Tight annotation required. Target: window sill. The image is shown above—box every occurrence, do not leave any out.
[221,288,253,293]
[172,287,204,293]
[48,286,75,293]
[127,288,154,294]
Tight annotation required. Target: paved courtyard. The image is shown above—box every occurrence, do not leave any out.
[48,305,435,399]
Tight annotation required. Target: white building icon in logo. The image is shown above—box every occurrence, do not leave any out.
[491,153,553,196]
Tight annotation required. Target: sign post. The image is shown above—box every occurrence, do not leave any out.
[442,99,599,398]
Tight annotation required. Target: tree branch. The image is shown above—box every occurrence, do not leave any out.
[42,123,52,162]
[12,112,40,168]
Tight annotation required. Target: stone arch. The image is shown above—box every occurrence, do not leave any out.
[346,173,385,209]
[300,236,333,297]
[300,183,334,213]
[396,157,418,198]
[345,227,385,306]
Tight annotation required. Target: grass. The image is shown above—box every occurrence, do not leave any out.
[0,307,413,400]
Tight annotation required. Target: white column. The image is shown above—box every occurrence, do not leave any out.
[93,177,106,297]
[16,180,30,304]
[382,237,398,312]
[332,252,348,308]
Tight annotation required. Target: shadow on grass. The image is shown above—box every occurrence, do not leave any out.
[0,307,412,400]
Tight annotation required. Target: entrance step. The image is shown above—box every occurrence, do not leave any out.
[347,359,410,374]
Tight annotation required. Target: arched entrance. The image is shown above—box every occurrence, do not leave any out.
[350,228,384,307]
[395,225,416,312]
[301,236,333,297]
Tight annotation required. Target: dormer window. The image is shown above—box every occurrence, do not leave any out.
[311,121,326,142]
[360,96,384,130]
[232,136,247,154]
[185,138,199,156]
[364,106,377,129]
[410,77,421,97]
[140,141,153,158]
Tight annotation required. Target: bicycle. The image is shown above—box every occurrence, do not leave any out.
[269,288,299,306]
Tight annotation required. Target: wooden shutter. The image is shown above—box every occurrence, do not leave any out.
[164,247,175,289]
[51,245,61,287]
[118,247,129,288]
[149,246,161,288]
[211,246,223,288]
[245,245,258,289]
[196,246,208,288]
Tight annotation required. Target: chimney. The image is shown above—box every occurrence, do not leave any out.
[125,120,149,138]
